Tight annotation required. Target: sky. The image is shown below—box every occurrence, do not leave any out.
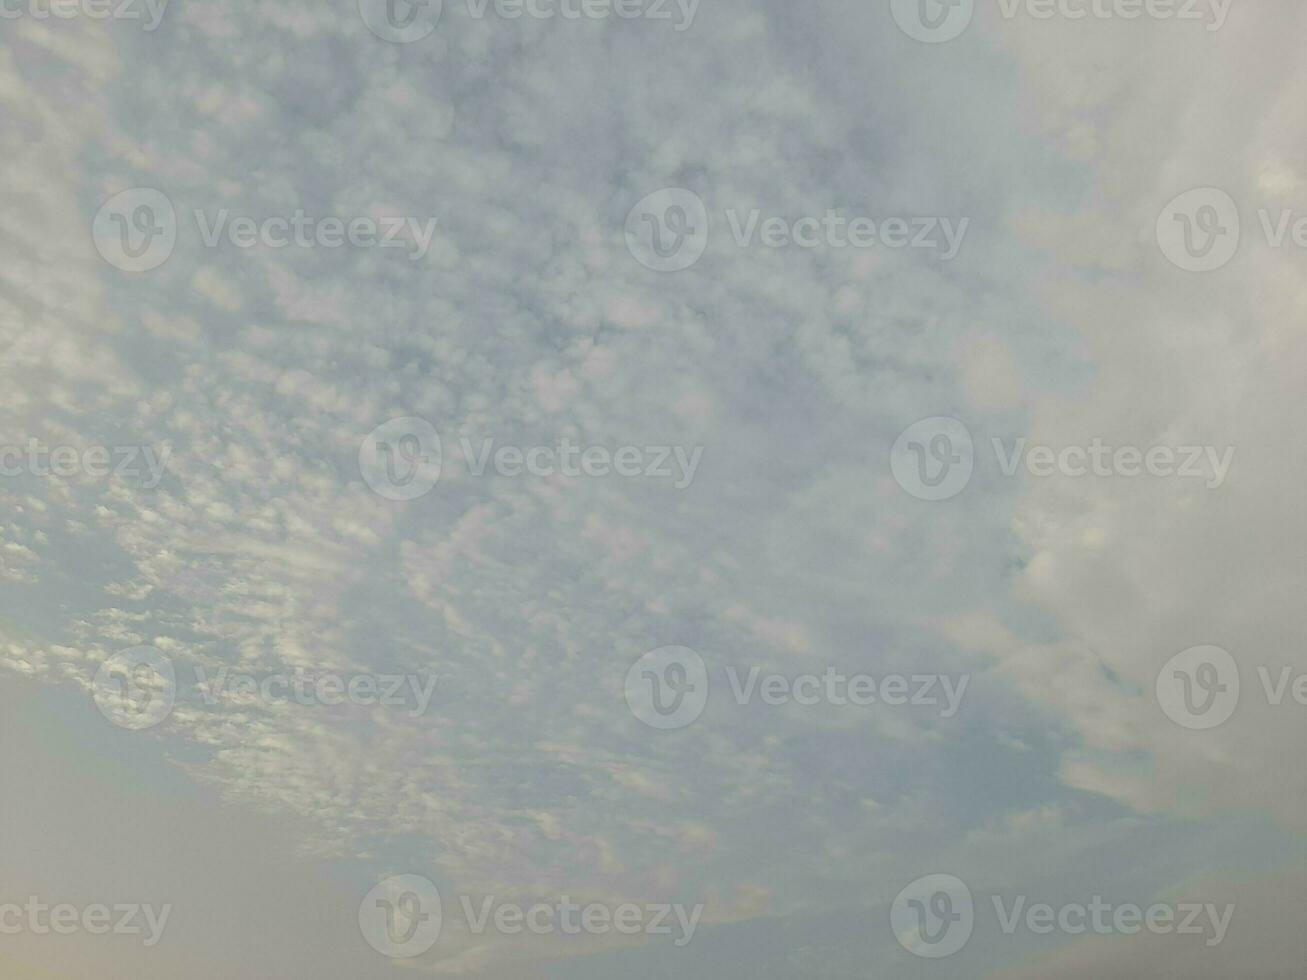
[2,0,1306,976]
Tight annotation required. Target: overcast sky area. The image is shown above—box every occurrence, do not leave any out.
[2,0,1306,976]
